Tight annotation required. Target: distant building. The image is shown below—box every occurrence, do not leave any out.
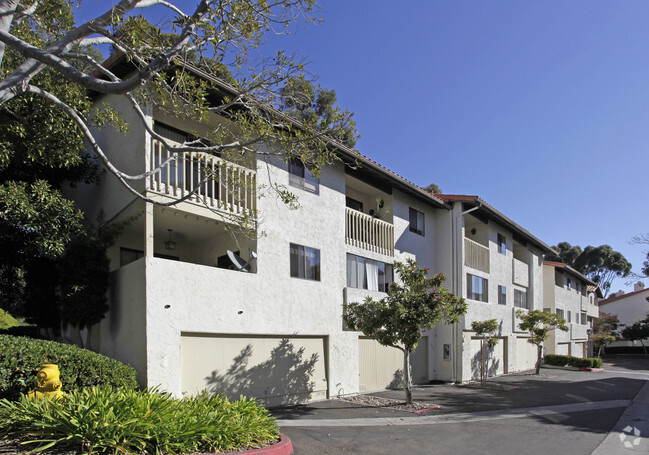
[599,282,649,329]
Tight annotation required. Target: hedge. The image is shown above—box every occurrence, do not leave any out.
[0,334,138,400]
[543,353,602,369]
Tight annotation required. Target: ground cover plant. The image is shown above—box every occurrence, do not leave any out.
[0,387,279,454]
[0,334,137,400]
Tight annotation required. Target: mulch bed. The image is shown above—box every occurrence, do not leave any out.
[336,394,441,414]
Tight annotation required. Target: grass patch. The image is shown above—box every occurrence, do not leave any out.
[0,386,279,454]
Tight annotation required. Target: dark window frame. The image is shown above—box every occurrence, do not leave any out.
[290,243,321,281]
[409,207,425,236]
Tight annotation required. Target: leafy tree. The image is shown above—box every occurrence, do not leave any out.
[280,75,356,148]
[591,333,615,358]
[344,259,466,404]
[0,0,357,212]
[545,242,582,266]
[0,1,357,327]
[470,319,499,386]
[517,310,568,374]
[546,242,631,297]
[423,182,442,194]
[621,319,649,355]
[593,312,621,335]
[591,312,621,357]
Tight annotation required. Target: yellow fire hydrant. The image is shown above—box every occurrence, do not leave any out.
[27,364,65,399]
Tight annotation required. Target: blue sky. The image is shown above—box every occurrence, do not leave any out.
[77,1,648,291]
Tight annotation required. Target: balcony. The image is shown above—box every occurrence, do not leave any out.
[513,258,529,287]
[571,323,588,340]
[345,207,394,256]
[465,238,490,273]
[148,138,256,217]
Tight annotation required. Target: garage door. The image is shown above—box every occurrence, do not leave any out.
[181,334,328,406]
[574,342,586,358]
[358,336,428,392]
[556,342,570,356]
[516,337,537,372]
[470,337,506,380]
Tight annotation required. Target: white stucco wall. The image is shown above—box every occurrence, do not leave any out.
[599,289,649,328]
[67,94,147,224]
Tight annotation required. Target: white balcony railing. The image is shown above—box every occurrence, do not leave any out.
[345,207,394,256]
[149,139,256,216]
[465,238,490,273]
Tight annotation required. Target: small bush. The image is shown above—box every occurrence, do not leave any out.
[0,387,279,454]
[589,357,603,368]
[544,354,569,366]
[0,334,137,400]
[567,357,591,368]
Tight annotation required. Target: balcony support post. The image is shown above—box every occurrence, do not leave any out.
[145,202,154,257]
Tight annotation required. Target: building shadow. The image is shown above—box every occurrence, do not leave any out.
[203,338,319,406]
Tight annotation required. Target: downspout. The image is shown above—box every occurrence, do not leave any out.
[450,201,482,383]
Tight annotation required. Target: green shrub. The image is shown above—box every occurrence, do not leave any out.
[0,334,137,400]
[0,387,279,454]
[0,309,23,330]
[567,357,591,368]
[589,357,603,368]
[544,354,569,366]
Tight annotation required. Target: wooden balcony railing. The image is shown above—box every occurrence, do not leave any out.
[149,139,256,216]
[465,237,490,273]
[345,207,394,256]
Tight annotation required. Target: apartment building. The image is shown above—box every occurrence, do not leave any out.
[434,195,555,382]
[542,261,600,358]
[68,58,591,404]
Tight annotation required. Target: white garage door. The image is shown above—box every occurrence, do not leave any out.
[181,334,328,407]
[556,342,570,356]
[575,342,586,358]
[470,337,506,380]
[516,337,537,372]
[358,336,428,393]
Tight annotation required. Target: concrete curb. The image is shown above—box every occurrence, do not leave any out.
[591,379,649,454]
[238,434,293,455]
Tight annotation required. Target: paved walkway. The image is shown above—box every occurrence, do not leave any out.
[272,357,649,454]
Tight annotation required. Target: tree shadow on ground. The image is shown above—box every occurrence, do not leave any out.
[204,338,319,406]
[471,345,501,381]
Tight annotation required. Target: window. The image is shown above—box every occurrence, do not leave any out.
[289,161,319,194]
[514,289,529,309]
[567,311,572,323]
[498,285,507,305]
[467,274,488,302]
[409,207,425,236]
[346,254,393,292]
[346,197,363,212]
[290,243,320,280]
[575,312,580,324]
[581,312,587,325]
[567,278,572,290]
[497,233,506,255]
[556,308,565,319]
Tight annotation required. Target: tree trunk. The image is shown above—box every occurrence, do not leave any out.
[535,345,543,375]
[0,0,20,68]
[403,349,412,404]
[640,339,648,355]
[480,339,485,386]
